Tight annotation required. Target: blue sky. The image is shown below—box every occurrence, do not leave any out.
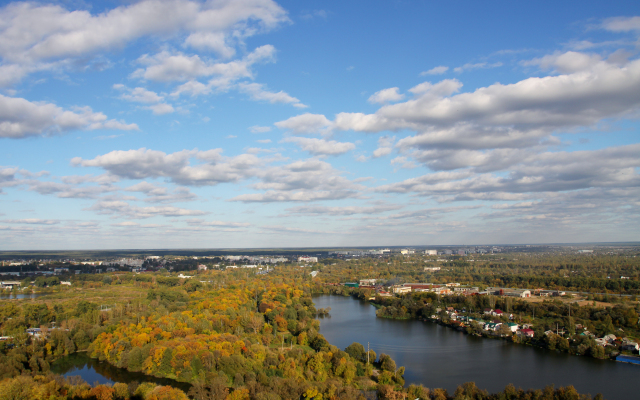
[1,0,639,250]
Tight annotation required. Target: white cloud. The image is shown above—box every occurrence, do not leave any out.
[256,139,271,143]
[0,0,288,86]
[372,135,395,158]
[368,87,405,104]
[275,113,332,134]
[301,10,328,20]
[145,103,175,115]
[355,155,368,162]
[525,51,603,73]
[249,125,271,133]
[113,84,175,115]
[114,85,163,103]
[420,66,449,75]
[2,219,59,225]
[88,200,208,219]
[377,144,640,201]
[185,218,250,227]
[238,82,307,108]
[72,148,261,186]
[125,181,196,203]
[390,156,417,170]
[135,45,275,84]
[284,137,355,156]
[0,95,137,138]
[602,16,640,32]
[453,62,502,73]
[231,158,363,202]
[285,204,401,216]
[0,167,18,192]
[26,180,116,199]
[327,55,640,173]
[70,147,365,204]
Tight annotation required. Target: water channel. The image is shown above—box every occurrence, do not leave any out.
[313,294,637,400]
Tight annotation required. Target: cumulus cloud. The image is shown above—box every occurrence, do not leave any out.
[525,51,603,73]
[321,54,640,172]
[275,113,332,134]
[390,156,417,170]
[368,87,405,104]
[72,148,261,186]
[144,103,175,115]
[377,144,640,202]
[453,62,502,73]
[113,84,174,115]
[136,45,274,86]
[238,82,307,108]
[2,219,59,225]
[284,137,355,156]
[372,136,395,158]
[0,95,138,138]
[70,147,365,203]
[260,225,338,235]
[0,0,288,86]
[231,158,363,202]
[87,200,208,219]
[284,204,401,216]
[125,182,197,203]
[0,167,18,192]
[602,16,640,32]
[26,179,117,199]
[185,218,250,227]
[249,125,271,133]
[420,66,449,75]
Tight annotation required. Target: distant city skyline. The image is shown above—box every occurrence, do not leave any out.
[1,0,639,249]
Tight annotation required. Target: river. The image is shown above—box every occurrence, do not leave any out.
[313,294,637,400]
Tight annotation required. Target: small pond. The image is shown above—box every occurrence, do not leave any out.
[50,353,192,393]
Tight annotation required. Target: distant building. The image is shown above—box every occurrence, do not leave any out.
[425,250,437,255]
[298,256,318,263]
[359,279,378,286]
[518,328,535,338]
[403,283,435,291]
[198,264,208,271]
[392,285,411,294]
[424,267,441,272]
[54,268,69,275]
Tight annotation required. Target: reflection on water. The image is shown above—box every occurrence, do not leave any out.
[314,294,637,400]
[51,353,191,392]
[0,293,44,300]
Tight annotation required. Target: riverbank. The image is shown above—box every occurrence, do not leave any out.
[313,294,635,399]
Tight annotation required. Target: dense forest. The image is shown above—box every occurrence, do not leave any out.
[0,252,627,399]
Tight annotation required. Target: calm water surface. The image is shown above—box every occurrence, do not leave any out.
[314,295,637,400]
[0,293,44,300]
[51,353,191,392]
